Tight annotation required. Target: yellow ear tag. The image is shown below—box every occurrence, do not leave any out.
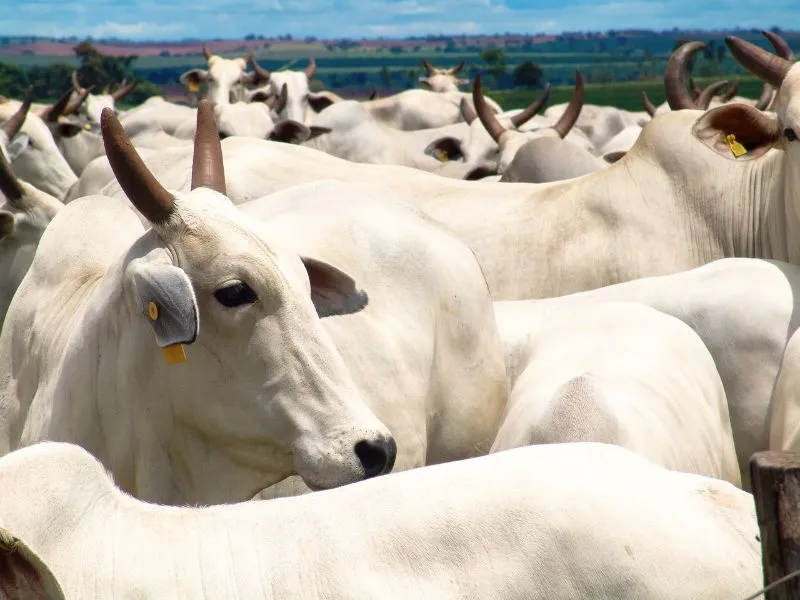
[148,301,158,321]
[162,344,187,365]
[83,123,92,131]
[188,81,200,93]
[436,149,448,162]
[726,134,747,158]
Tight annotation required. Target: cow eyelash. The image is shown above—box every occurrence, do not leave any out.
[784,128,798,142]
[214,282,258,307]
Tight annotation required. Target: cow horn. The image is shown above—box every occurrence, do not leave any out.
[38,87,73,122]
[459,97,477,124]
[642,91,657,116]
[101,108,175,223]
[552,71,584,138]
[763,30,796,61]
[242,49,253,63]
[472,74,506,142]
[112,79,138,101]
[304,57,316,79]
[191,100,226,195]
[721,78,739,101]
[695,80,729,109]
[509,84,551,128]
[664,41,705,110]
[368,88,378,101]
[0,134,24,203]
[725,36,792,89]
[102,84,110,95]
[71,70,86,94]
[451,60,465,75]
[203,44,212,61]
[754,83,774,110]
[249,57,271,84]
[2,87,32,143]
[62,85,94,117]
[421,59,434,74]
[689,77,701,99]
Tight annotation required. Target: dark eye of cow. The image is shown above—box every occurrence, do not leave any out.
[785,128,798,142]
[214,282,258,307]
[219,131,230,140]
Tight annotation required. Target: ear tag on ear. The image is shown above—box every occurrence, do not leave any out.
[436,149,448,162]
[83,122,92,131]
[162,344,187,365]
[188,81,200,93]
[726,134,747,158]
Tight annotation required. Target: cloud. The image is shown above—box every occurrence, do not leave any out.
[0,0,795,40]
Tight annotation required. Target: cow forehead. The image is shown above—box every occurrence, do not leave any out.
[208,56,247,81]
[270,71,308,91]
[778,66,800,125]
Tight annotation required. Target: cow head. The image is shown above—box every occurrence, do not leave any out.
[0,119,62,325]
[101,100,395,501]
[180,45,268,106]
[0,93,77,200]
[70,71,137,124]
[691,32,798,162]
[419,59,469,93]
[249,57,316,123]
[467,71,585,174]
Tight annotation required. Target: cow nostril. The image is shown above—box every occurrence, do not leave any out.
[354,437,397,478]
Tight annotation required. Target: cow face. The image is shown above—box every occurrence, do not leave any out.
[104,102,396,502]
[181,55,250,106]
[418,60,469,93]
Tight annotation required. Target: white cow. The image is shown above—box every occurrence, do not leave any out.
[418,58,469,92]
[0,441,763,600]
[0,524,66,599]
[0,102,507,505]
[492,300,740,485]
[248,57,318,123]
[180,45,269,105]
[68,71,138,124]
[120,96,197,138]
[0,98,77,200]
[0,102,396,505]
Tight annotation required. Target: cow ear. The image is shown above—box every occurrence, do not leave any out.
[306,92,334,113]
[0,211,15,239]
[307,126,331,141]
[424,137,463,162]
[692,103,781,161]
[55,122,84,139]
[418,77,431,89]
[249,90,271,103]
[126,258,199,355]
[180,69,209,89]
[602,150,627,164]
[465,165,496,180]
[301,256,368,318]
[0,528,66,599]
[6,133,30,161]
[269,121,311,144]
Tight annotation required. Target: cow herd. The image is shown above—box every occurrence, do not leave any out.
[0,30,799,598]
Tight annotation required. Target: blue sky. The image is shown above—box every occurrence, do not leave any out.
[4,0,798,40]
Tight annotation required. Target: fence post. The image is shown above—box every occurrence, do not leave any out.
[750,450,800,600]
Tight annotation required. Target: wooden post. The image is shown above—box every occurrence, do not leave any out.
[750,450,800,599]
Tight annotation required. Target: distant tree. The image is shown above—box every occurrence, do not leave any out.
[245,34,256,41]
[390,46,404,54]
[159,50,170,57]
[513,61,543,88]
[71,40,161,105]
[444,39,457,53]
[715,46,726,64]
[480,46,506,82]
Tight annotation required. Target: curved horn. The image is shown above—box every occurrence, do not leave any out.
[459,97,477,124]
[472,74,506,142]
[421,59,434,74]
[725,36,792,89]
[721,78,739,101]
[0,135,24,202]
[249,56,271,84]
[71,70,86,94]
[304,57,317,79]
[695,79,729,109]
[509,84,551,128]
[100,108,175,223]
[191,99,226,195]
[112,79,138,101]
[368,88,378,101]
[203,43,212,61]
[242,49,253,63]
[451,60,465,75]
[552,71,584,138]
[2,87,33,143]
[664,41,705,110]
[642,91,657,116]
[62,85,94,116]
[689,77,701,99]
[38,87,73,122]
[763,29,796,61]
[754,83,774,110]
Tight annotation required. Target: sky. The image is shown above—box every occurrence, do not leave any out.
[3,0,798,41]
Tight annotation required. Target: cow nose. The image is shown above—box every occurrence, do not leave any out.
[354,437,397,478]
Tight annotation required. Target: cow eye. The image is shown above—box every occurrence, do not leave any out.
[785,128,798,142]
[219,131,230,140]
[214,282,257,307]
